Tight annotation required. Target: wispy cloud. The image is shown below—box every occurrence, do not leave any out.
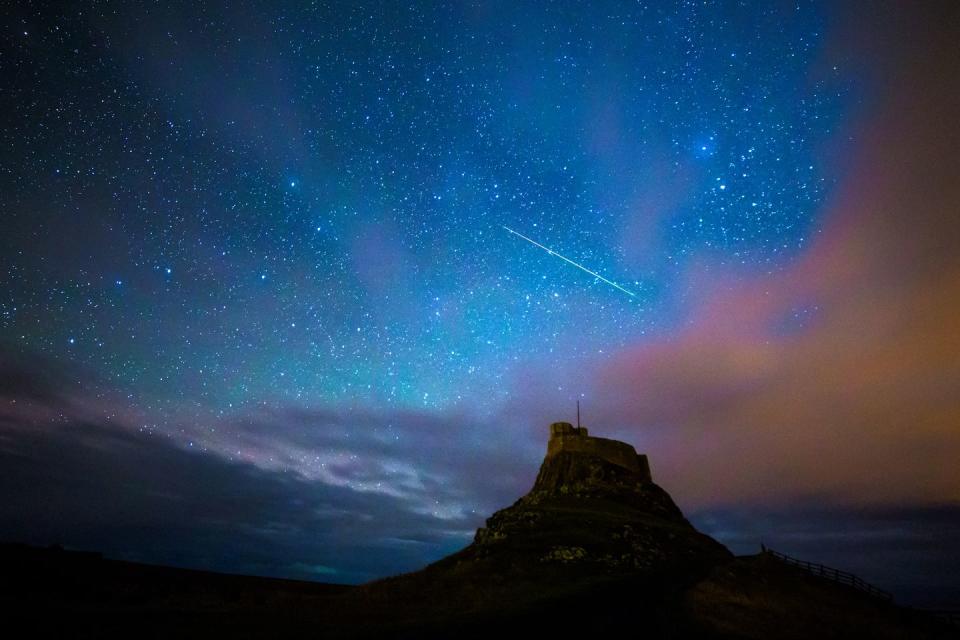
[0,355,520,583]
[503,4,960,511]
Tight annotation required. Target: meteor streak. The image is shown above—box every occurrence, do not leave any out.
[502,225,636,297]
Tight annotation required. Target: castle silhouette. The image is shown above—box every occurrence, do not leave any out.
[547,421,651,483]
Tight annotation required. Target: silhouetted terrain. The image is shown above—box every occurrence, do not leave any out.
[3,425,955,638]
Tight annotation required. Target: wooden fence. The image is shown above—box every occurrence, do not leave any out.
[761,545,892,602]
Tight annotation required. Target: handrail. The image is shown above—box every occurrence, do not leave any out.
[761,545,893,602]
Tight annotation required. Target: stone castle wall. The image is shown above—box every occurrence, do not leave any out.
[547,422,652,482]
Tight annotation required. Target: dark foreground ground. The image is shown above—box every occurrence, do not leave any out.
[1,543,955,639]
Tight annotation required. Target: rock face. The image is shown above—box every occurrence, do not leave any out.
[470,422,730,574]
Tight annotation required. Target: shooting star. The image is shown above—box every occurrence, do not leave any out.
[502,225,636,297]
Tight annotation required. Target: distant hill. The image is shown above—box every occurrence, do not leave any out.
[2,423,954,639]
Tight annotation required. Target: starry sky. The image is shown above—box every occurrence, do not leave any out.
[2,1,959,606]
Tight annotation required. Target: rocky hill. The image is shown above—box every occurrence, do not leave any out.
[3,423,954,639]
[320,424,947,638]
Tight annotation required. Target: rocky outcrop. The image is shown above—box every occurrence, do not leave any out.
[8,425,947,639]
[244,423,948,638]
[469,437,730,574]
[342,424,732,637]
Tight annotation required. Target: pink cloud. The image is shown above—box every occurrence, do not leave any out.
[511,11,960,510]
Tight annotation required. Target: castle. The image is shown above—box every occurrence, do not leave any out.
[547,421,652,482]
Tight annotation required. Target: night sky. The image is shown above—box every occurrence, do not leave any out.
[2,1,958,606]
